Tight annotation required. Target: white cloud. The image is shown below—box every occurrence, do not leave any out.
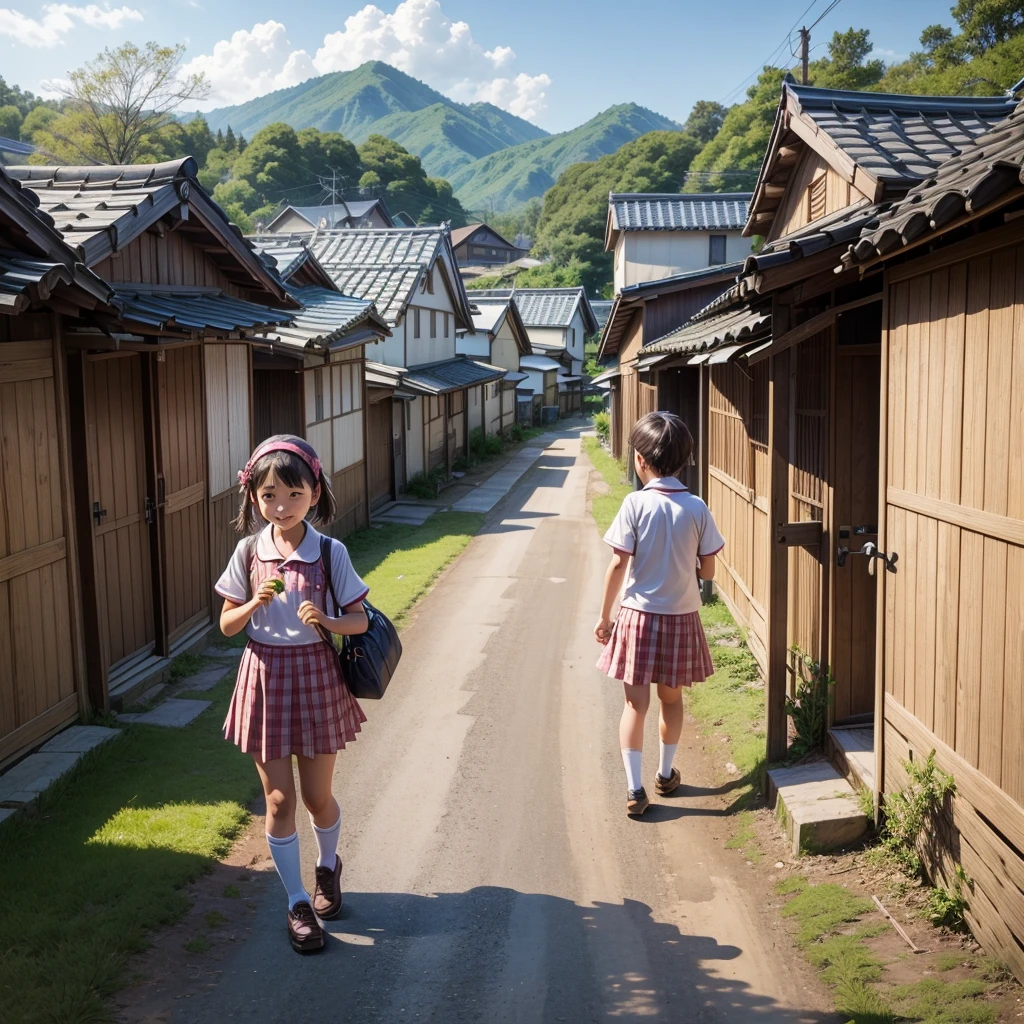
[182,21,316,106]
[184,0,550,121]
[0,3,142,47]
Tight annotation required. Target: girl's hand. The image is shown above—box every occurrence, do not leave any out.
[594,617,614,645]
[297,600,326,629]
[254,577,282,608]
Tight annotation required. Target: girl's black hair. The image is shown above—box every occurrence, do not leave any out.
[628,412,694,479]
[233,434,337,534]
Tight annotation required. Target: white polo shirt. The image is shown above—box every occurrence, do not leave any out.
[215,523,368,645]
[604,477,725,616]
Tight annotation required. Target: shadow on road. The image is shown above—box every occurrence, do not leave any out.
[310,886,843,1023]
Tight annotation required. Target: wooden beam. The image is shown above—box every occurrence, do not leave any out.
[873,280,890,821]
[748,293,882,364]
[766,299,792,763]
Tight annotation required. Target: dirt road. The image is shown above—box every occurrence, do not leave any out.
[168,430,840,1024]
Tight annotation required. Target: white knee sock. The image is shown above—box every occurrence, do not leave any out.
[659,742,678,779]
[622,748,643,792]
[266,832,308,909]
[311,806,341,870]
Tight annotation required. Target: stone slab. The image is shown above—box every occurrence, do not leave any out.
[177,666,232,692]
[39,725,119,755]
[119,698,211,728]
[373,503,438,526]
[0,807,17,825]
[206,646,244,661]
[768,761,868,856]
[0,751,80,804]
[451,448,544,513]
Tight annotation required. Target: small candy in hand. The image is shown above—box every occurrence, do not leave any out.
[267,577,285,594]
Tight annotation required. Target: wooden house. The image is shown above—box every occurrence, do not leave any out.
[265,199,394,233]
[450,223,527,268]
[834,101,1024,979]
[605,193,751,295]
[459,298,532,437]
[0,167,117,767]
[597,264,742,493]
[301,227,505,497]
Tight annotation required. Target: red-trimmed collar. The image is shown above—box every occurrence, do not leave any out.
[641,476,688,493]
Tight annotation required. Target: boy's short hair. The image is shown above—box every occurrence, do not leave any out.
[628,412,694,479]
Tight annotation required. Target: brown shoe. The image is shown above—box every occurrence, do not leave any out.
[312,857,343,920]
[655,767,681,796]
[626,787,650,817]
[287,901,325,953]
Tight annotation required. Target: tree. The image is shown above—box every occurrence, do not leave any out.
[20,105,57,143]
[684,101,728,144]
[164,116,216,166]
[0,75,48,116]
[951,0,1024,53]
[231,122,311,205]
[224,126,237,152]
[809,28,886,91]
[0,105,22,140]
[42,42,208,164]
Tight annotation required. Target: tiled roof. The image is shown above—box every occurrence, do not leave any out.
[520,354,562,372]
[4,159,286,299]
[268,200,392,231]
[0,253,79,312]
[790,84,1015,188]
[608,193,751,234]
[273,286,389,353]
[848,99,1024,264]
[112,286,291,333]
[402,356,506,395]
[591,300,614,330]
[470,286,598,332]
[646,306,771,356]
[305,227,449,325]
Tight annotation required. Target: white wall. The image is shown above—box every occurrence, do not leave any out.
[405,396,425,478]
[406,301,457,366]
[456,331,490,358]
[365,318,406,368]
[614,230,751,291]
[491,330,520,372]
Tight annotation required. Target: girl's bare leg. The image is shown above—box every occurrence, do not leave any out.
[254,756,298,839]
[657,683,685,746]
[620,683,651,750]
[296,752,340,828]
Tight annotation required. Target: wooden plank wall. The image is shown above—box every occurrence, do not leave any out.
[787,331,830,664]
[707,361,770,669]
[881,240,1024,979]
[0,326,79,764]
[769,150,868,242]
[205,343,252,606]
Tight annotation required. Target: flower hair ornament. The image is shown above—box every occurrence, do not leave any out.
[237,440,323,488]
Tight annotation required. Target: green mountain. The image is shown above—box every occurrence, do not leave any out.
[200,61,548,181]
[449,104,683,212]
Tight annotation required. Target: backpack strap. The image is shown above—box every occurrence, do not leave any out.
[244,535,257,600]
[320,535,339,616]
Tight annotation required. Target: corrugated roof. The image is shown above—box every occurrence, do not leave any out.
[403,356,506,395]
[112,287,291,333]
[848,99,1024,264]
[608,193,751,234]
[645,306,771,356]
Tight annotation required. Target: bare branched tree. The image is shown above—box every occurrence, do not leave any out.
[45,42,208,165]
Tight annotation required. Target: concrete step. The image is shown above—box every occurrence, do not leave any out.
[828,726,876,793]
[767,761,869,856]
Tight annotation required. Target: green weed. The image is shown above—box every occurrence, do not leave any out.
[881,751,955,876]
[581,435,631,534]
[785,647,834,758]
[169,651,205,681]
[221,884,240,899]
[184,935,211,954]
[593,410,610,442]
[928,866,970,933]
[778,881,874,945]
[203,910,228,929]
[889,978,996,1024]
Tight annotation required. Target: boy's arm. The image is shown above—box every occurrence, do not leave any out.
[697,554,716,581]
[595,550,629,643]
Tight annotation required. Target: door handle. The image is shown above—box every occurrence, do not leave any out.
[837,540,898,573]
[92,501,108,525]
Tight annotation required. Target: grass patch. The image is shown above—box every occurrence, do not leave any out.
[889,979,996,1024]
[222,884,241,899]
[184,935,212,954]
[169,650,205,681]
[581,435,631,534]
[345,511,485,628]
[778,880,874,945]
[0,683,257,1024]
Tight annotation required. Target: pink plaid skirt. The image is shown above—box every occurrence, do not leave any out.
[224,640,366,762]
[597,607,714,688]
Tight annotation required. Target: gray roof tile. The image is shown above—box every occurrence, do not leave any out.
[403,356,506,395]
[112,286,290,332]
[609,193,751,232]
[469,286,598,331]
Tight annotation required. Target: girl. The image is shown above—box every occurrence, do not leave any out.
[217,435,370,953]
[595,412,724,817]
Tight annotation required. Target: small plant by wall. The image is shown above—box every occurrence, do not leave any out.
[785,648,834,758]
[881,750,956,877]
[593,410,610,443]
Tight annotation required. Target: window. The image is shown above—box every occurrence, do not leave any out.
[807,173,827,222]
[443,312,449,338]
[413,308,421,339]
[430,310,437,338]
[709,234,727,266]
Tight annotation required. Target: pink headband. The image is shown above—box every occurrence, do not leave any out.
[238,440,322,488]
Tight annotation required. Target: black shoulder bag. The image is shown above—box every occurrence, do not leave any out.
[319,536,401,699]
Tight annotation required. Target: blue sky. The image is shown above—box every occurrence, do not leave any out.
[1,0,960,132]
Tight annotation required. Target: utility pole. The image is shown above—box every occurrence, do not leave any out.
[799,26,810,84]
